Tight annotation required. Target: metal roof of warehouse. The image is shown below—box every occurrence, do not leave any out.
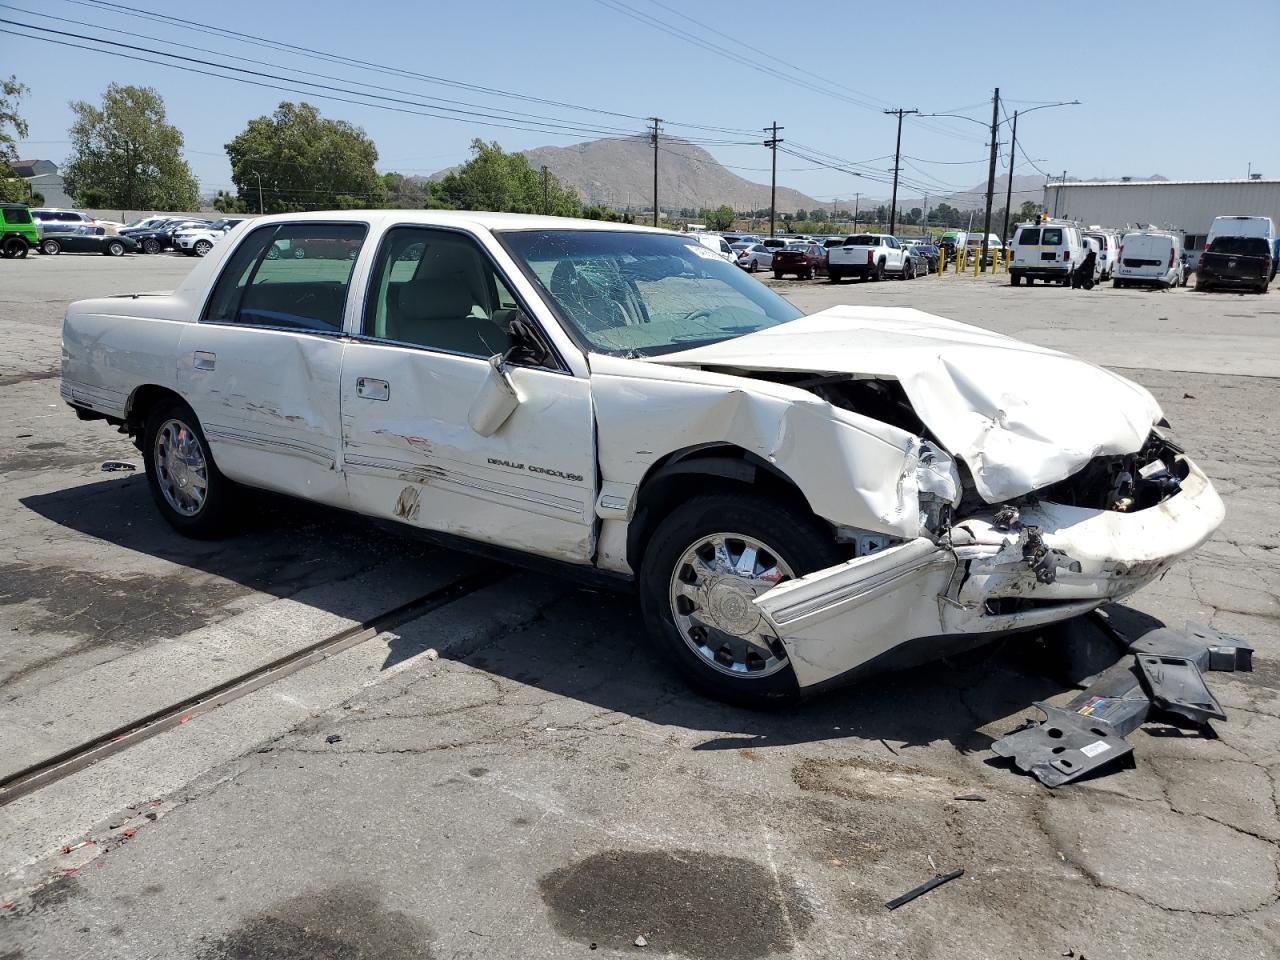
[1056,179,1280,187]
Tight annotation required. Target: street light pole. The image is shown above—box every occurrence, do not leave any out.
[253,170,264,215]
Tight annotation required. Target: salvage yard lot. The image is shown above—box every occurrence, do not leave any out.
[2,255,1279,958]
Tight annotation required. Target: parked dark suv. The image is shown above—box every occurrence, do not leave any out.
[1197,235,1273,293]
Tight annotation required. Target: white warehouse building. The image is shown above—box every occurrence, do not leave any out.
[1042,178,1280,260]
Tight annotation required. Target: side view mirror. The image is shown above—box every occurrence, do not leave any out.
[503,313,551,368]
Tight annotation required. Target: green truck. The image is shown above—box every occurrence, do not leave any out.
[1,202,39,258]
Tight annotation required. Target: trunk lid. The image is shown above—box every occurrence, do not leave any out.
[652,306,1162,503]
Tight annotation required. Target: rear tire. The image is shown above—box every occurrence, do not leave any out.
[773,270,783,280]
[41,238,61,255]
[1,237,28,259]
[638,492,844,708]
[142,398,236,539]
[194,239,212,257]
[871,261,884,282]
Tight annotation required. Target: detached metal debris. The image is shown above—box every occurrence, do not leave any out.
[992,621,1253,787]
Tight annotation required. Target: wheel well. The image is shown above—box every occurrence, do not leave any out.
[126,384,184,439]
[625,445,816,572]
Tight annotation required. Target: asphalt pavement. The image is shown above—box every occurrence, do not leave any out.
[2,253,1278,959]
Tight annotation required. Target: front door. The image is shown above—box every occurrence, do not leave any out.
[340,226,597,563]
[176,221,370,508]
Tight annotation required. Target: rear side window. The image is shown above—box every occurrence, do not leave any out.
[202,223,367,333]
[3,207,32,224]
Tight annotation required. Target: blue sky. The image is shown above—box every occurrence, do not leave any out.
[5,0,1278,203]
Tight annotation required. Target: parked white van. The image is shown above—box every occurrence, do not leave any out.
[1009,220,1085,286]
[1206,216,1275,246]
[1114,231,1185,289]
[1084,229,1120,280]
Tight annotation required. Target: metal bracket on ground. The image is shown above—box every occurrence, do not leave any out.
[990,621,1253,787]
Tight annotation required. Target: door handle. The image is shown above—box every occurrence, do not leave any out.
[356,377,390,401]
[193,351,216,370]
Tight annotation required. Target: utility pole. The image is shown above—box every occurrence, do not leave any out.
[883,107,918,235]
[649,117,662,227]
[253,171,264,215]
[1002,110,1018,243]
[922,193,929,235]
[853,193,860,229]
[763,121,784,238]
[541,165,549,214]
[979,87,1000,273]
[1053,170,1066,217]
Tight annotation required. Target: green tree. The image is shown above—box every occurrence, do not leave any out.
[1,75,30,202]
[705,204,735,231]
[429,139,579,216]
[211,190,245,214]
[382,172,429,209]
[62,84,199,210]
[225,102,385,213]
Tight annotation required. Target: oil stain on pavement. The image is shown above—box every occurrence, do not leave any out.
[195,884,433,960]
[539,849,812,958]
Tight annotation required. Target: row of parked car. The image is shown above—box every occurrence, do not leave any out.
[0,204,247,259]
[1007,215,1277,292]
[692,231,944,281]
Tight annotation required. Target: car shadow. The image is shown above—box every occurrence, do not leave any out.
[20,476,1153,757]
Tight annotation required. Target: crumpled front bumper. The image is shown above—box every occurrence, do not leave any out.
[754,455,1224,689]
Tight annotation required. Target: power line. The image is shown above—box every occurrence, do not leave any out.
[63,0,762,139]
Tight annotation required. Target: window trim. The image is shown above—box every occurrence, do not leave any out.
[197,220,368,339]
[350,222,569,374]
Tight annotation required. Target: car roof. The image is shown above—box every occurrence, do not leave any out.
[240,209,673,235]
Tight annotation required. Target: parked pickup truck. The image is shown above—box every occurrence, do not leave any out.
[61,211,1224,707]
[827,233,914,282]
[1196,235,1273,293]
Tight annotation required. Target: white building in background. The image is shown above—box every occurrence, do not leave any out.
[1043,178,1280,262]
[9,159,74,207]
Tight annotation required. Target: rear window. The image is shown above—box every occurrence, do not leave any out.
[1040,228,1063,245]
[843,235,877,245]
[1209,236,1270,256]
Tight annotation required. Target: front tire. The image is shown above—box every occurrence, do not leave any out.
[194,239,212,257]
[142,238,162,255]
[638,492,844,707]
[106,240,125,257]
[142,399,235,538]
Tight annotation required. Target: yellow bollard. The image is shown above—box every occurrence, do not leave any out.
[972,247,980,277]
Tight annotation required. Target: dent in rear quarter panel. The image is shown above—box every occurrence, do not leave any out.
[61,300,188,418]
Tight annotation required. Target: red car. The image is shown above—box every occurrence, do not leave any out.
[771,241,824,280]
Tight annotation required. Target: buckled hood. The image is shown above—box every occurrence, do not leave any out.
[654,306,1163,502]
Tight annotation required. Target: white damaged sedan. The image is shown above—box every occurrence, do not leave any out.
[61,212,1223,705]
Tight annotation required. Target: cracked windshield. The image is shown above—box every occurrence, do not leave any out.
[501,230,802,355]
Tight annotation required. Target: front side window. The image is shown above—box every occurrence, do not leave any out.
[3,207,32,224]
[202,222,367,332]
[362,227,518,359]
[500,229,803,357]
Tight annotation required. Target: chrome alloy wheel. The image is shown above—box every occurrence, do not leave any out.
[154,418,209,516]
[669,533,795,677]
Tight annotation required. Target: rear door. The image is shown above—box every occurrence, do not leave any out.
[339,225,597,563]
[175,221,367,508]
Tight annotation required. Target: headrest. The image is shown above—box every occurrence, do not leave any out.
[398,276,476,325]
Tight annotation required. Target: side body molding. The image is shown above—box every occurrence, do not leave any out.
[754,538,956,688]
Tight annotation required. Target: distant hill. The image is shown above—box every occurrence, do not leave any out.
[431,137,823,214]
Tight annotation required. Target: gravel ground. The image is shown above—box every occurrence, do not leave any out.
[2,253,1278,959]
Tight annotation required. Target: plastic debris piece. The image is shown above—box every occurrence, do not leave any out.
[634,936,648,947]
[953,794,986,802]
[885,868,964,910]
[325,734,342,744]
[425,648,439,661]
[100,460,137,472]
